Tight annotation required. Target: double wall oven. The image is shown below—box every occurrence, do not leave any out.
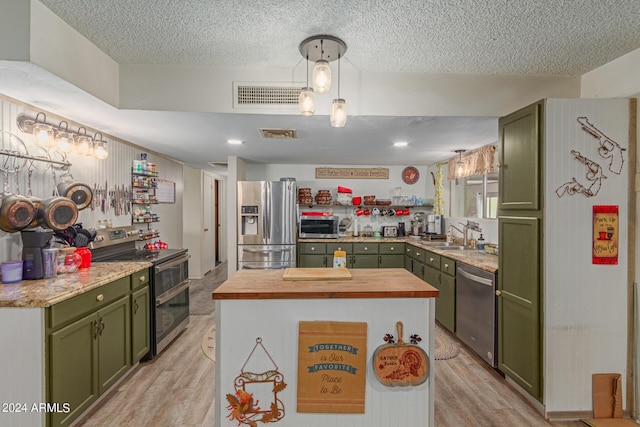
[91,226,190,359]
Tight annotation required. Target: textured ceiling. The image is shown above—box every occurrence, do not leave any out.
[3,1,640,172]
[38,0,640,75]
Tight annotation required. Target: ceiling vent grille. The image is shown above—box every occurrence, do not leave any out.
[233,82,303,109]
[259,128,297,139]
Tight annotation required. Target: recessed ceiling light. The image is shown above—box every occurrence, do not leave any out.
[393,141,408,147]
[227,139,243,145]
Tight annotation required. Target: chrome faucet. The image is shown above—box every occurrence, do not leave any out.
[448,221,482,247]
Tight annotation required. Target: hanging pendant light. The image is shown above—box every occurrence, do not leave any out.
[330,54,347,127]
[312,39,331,94]
[299,35,347,122]
[454,149,466,178]
[299,54,315,116]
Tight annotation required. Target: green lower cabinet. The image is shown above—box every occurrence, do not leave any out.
[351,254,379,268]
[98,296,131,394]
[412,261,425,278]
[404,255,412,271]
[424,254,456,333]
[378,254,404,268]
[131,286,151,363]
[298,254,327,267]
[49,313,99,427]
[438,273,456,332]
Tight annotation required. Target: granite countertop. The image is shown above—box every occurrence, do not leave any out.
[298,236,498,273]
[0,262,152,308]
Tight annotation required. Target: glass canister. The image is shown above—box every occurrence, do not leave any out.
[57,247,82,274]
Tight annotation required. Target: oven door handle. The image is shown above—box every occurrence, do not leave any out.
[156,279,191,306]
[155,254,191,273]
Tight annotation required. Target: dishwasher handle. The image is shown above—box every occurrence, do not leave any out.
[457,267,494,287]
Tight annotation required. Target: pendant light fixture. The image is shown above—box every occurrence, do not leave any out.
[299,35,347,126]
[454,149,466,178]
[330,53,347,127]
[312,39,331,93]
[299,54,315,116]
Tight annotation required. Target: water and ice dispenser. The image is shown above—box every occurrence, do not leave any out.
[240,205,259,236]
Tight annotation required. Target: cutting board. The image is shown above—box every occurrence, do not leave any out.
[282,268,352,281]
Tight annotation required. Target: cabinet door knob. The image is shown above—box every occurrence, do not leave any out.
[311,247,315,251]
[204,228,209,232]
[444,263,449,269]
[139,276,146,283]
[429,257,434,262]
[96,294,104,302]
[497,162,502,168]
[496,290,502,296]
[416,252,420,256]
[338,247,342,250]
[364,247,368,251]
[390,247,394,251]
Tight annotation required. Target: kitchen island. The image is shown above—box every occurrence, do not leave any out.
[212,268,439,427]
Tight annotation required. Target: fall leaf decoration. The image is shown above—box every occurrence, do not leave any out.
[226,338,286,425]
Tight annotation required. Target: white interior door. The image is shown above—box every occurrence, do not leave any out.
[202,172,215,273]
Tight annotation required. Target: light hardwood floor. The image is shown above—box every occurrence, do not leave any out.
[76,265,585,427]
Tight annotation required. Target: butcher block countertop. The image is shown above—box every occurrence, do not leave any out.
[0,262,152,308]
[213,268,439,300]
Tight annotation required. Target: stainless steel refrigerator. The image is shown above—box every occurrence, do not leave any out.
[237,180,297,269]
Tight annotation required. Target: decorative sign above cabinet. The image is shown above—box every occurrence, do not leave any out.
[315,167,389,179]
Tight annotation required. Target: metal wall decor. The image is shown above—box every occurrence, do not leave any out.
[226,338,286,426]
[555,116,626,199]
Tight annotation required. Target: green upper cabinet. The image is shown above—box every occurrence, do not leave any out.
[498,101,542,211]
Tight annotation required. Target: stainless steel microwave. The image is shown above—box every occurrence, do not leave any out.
[299,215,339,238]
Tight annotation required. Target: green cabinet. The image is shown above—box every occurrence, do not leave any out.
[499,101,541,211]
[49,311,98,427]
[498,100,543,401]
[298,241,404,268]
[131,286,150,363]
[131,269,151,363]
[378,243,404,268]
[47,270,150,426]
[423,252,456,333]
[298,242,328,267]
[351,243,378,268]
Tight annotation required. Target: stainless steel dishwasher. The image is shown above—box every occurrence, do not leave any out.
[455,263,498,367]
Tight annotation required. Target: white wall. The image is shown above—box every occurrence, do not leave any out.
[0,96,185,262]
[543,99,630,415]
[581,48,640,99]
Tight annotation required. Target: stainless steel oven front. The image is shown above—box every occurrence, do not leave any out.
[153,253,190,355]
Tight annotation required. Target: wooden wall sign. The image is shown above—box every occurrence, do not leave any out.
[593,205,619,265]
[315,168,389,179]
[297,321,367,414]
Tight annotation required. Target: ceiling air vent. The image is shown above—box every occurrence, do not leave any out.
[233,82,303,109]
[259,128,297,139]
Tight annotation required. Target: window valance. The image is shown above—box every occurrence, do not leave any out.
[447,144,496,180]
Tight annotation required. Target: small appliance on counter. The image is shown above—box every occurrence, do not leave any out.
[426,214,443,235]
[382,225,398,237]
[21,229,53,280]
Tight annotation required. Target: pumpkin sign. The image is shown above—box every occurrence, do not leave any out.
[372,321,429,387]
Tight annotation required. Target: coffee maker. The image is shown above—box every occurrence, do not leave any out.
[427,214,443,235]
[21,229,53,280]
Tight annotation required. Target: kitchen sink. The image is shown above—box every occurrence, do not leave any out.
[419,241,470,250]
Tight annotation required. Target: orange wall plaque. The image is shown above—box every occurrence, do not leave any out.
[297,321,367,414]
[593,205,619,265]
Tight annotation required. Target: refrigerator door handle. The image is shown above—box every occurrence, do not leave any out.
[243,247,291,253]
[263,181,270,242]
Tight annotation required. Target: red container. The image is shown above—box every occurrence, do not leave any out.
[76,247,92,269]
[352,196,362,205]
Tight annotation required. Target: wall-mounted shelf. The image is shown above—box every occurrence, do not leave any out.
[131,162,160,235]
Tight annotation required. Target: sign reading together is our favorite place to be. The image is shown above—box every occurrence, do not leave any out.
[297,321,367,414]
